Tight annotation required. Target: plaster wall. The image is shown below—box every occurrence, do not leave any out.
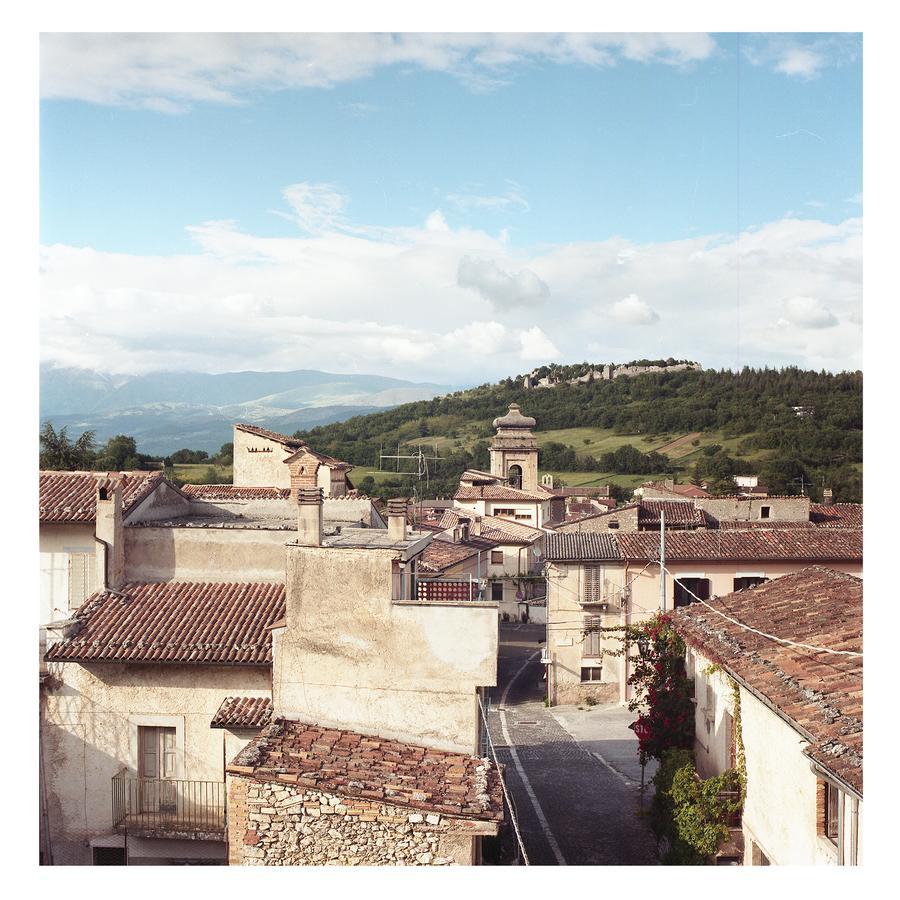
[124,526,288,582]
[274,545,498,754]
[41,662,269,865]
[232,428,293,488]
[40,523,96,623]
[126,482,192,523]
[688,647,862,865]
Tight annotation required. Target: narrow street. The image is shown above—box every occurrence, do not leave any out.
[485,624,659,866]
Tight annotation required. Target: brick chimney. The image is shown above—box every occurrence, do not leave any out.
[822,487,834,506]
[95,477,125,590]
[387,498,407,542]
[286,450,318,502]
[297,487,323,547]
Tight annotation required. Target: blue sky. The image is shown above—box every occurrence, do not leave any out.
[39,33,862,379]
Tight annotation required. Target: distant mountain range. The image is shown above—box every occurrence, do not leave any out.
[39,365,454,455]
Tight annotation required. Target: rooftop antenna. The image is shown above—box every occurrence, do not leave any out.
[792,474,808,496]
[378,443,445,490]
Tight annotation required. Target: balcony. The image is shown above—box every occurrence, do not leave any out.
[112,772,226,840]
[392,571,491,603]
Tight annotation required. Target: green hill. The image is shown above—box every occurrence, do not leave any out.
[294,366,862,502]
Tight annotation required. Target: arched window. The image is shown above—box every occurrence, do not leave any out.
[508,464,523,489]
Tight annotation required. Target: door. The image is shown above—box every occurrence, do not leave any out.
[139,726,177,813]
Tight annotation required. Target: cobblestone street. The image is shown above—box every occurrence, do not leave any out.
[485,624,659,866]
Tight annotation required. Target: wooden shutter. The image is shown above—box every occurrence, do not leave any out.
[67,552,97,610]
[583,566,605,603]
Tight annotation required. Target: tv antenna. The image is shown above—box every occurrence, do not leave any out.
[378,442,445,487]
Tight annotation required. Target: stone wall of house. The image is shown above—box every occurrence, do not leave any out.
[227,776,479,865]
[554,506,639,533]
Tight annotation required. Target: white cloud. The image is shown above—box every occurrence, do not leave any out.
[41,33,718,110]
[743,34,860,80]
[518,327,559,362]
[610,293,660,326]
[457,257,549,310]
[40,184,862,381]
[446,182,530,213]
[782,296,839,329]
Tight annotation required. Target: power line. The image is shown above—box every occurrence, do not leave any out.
[659,564,862,659]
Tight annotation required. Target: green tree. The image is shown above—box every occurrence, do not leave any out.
[39,423,96,470]
[98,435,139,470]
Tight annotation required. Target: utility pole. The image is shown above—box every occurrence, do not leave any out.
[659,508,666,612]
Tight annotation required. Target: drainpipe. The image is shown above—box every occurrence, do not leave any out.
[837,791,845,865]
[849,797,859,865]
[659,509,666,612]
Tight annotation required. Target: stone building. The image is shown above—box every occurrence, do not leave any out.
[40,478,502,865]
[226,720,502,866]
[232,423,352,496]
[543,528,863,707]
[489,403,540,492]
[671,568,862,865]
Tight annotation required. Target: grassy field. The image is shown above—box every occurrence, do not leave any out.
[170,462,233,484]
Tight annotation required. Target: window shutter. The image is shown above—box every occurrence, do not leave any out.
[67,552,97,610]
[583,566,605,603]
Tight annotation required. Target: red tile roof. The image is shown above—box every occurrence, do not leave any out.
[45,582,285,666]
[211,696,273,729]
[638,500,707,528]
[39,471,167,523]
[228,719,503,822]
[554,486,611,498]
[235,423,306,448]
[643,481,710,498]
[417,536,499,574]
[454,484,549,502]
[810,503,863,529]
[545,532,621,561]
[183,485,292,500]
[671,567,862,794]
[718,520,815,530]
[438,509,542,544]
[617,528,862,562]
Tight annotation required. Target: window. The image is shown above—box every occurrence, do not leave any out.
[674,577,710,608]
[607,520,619,529]
[508,465,523,489]
[759,506,771,520]
[491,582,504,602]
[825,782,841,845]
[491,550,504,565]
[68,552,97,610]
[583,566,606,603]
[514,514,532,521]
[581,666,603,682]
[583,616,602,657]
[494,508,515,517]
[734,576,769,592]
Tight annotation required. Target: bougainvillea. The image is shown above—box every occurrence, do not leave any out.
[626,613,695,766]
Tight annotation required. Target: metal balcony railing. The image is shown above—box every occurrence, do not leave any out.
[392,572,489,603]
[112,772,226,838]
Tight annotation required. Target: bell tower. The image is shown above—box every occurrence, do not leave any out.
[490,403,539,492]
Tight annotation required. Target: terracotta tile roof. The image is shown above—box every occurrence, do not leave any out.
[235,423,306,448]
[417,536,499,574]
[717,520,815,530]
[182,485,291,500]
[39,470,166,523]
[45,581,285,666]
[454,484,549,502]
[617,528,862,562]
[671,568,862,794]
[211,696,273,729]
[545,532,621,562]
[545,503,639,530]
[638,500,708,528]
[438,510,542,544]
[643,481,710,498]
[810,503,863,529]
[228,718,504,822]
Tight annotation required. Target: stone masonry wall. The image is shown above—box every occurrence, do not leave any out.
[228,776,478,865]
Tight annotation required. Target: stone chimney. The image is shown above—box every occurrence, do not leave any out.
[297,487,323,547]
[471,515,482,537]
[95,478,125,590]
[822,487,834,506]
[387,498,407,542]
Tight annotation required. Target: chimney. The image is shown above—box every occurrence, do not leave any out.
[95,477,125,590]
[387,498,407,542]
[297,487,323,547]
[458,516,471,542]
[822,487,834,506]
[471,515,482,537]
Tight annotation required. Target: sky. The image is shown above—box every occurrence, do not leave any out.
[39,32,863,382]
